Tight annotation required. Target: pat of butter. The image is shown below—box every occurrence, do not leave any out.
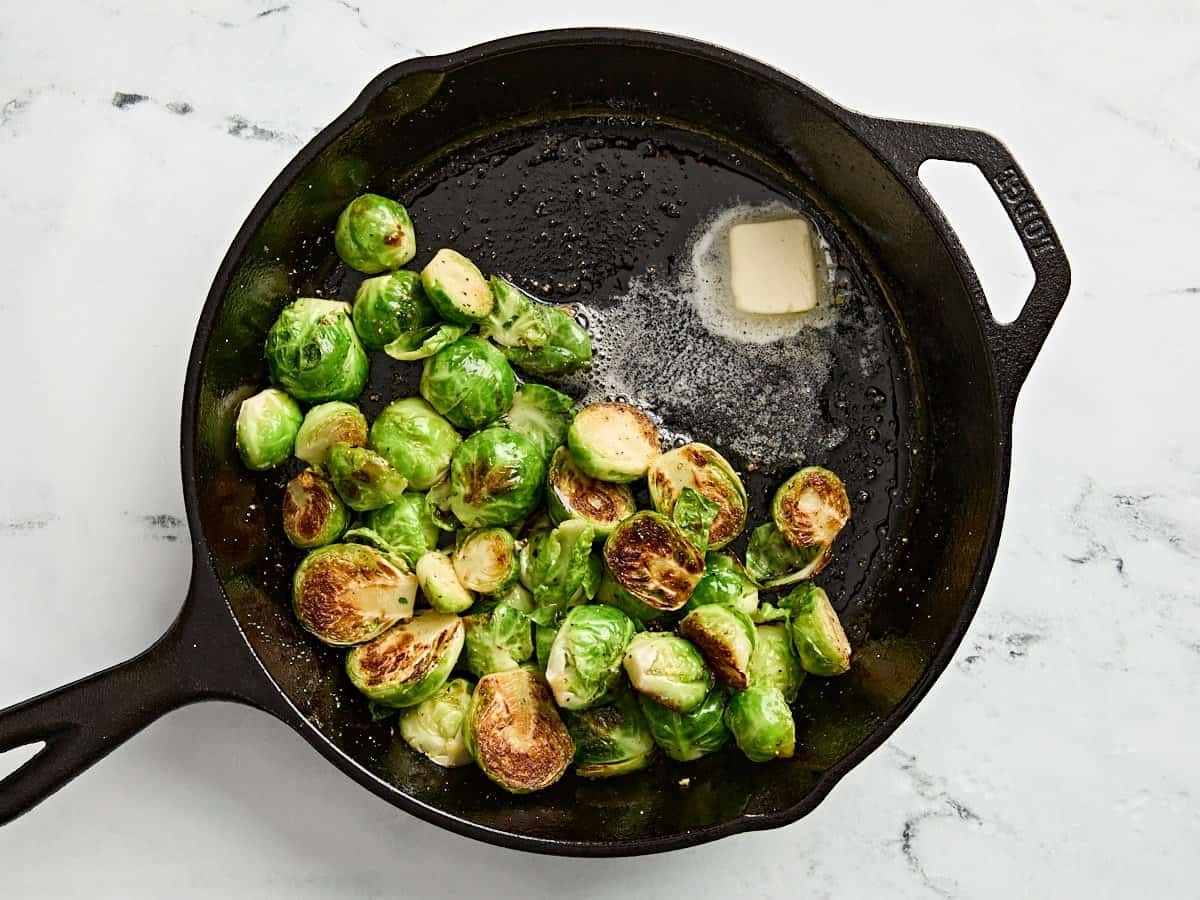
[728,217,820,314]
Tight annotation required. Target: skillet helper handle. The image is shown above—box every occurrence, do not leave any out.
[857,117,1072,399]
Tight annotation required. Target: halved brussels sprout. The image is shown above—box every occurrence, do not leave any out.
[783,583,852,676]
[335,193,416,274]
[351,269,436,350]
[481,277,551,350]
[637,686,730,763]
[420,336,516,430]
[503,307,592,377]
[671,488,720,555]
[327,442,408,512]
[398,677,473,767]
[235,388,302,470]
[748,623,805,702]
[369,397,462,492]
[293,543,416,646]
[464,668,575,794]
[294,401,367,467]
[595,571,663,626]
[603,511,706,612]
[567,402,661,483]
[462,601,533,677]
[415,551,475,614]
[772,466,851,548]
[679,604,757,690]
[726,686,795,762]
[421,248,494,323]
[684,552,760,617]
[648,443,748,550]
[745,522,831,588]
[453,527,518,594]
[622,632,712,712]
[545,605,637,710]
[383,323,469,361]
[504,384,574,461]
[364,493,439,567]
[265,298,368,403]
[449,428,546,528]
[282,469,348,548]
[345,609,464,706]
[564,688,657,779]
[546,446,637,538]
[526,519,596,626]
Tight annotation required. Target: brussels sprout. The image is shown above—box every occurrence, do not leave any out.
[745,522,831,588]
[604,512,706,612]
[351,270,436,350]
[282,469,348,548]
[415,551,475,614]
[567,402,661,483]
[264,298,368,403]
[235,388,302,470]
[545,605,637,710]
[421,248,494,323]
[294,401,368,467]
[334,193,416,274]
[453,527,518,594]
[481,277,552,350]
[748,623,805,702]
[449,428,546,528]
[648,443,749,550]
[595,571,663,626]
[564,688,657,779]
[679,604,757,690]
[364,493,439,567]
[345,609,464,706]
[464,668,575,794]
[672,488,720,555]
[772,466,851,548]
[622,632,712,712]
[383,323,469,361]
[420,336,516,430]
[504,384,574,461]
[491,581,534,614]
[462,601,533,677]
[327,442,408,512]
[546,446,637,538]
[293,543,417,646]
[526,519,596,626]
[534,623,558,671]
[684,552,759,617]
[398,677,474,767]
[503,307,593,377]
[726,687,796,762]
[637,686,730,763]
[783,583,852,676]
[425,476,458,532]
[369,397,462,492]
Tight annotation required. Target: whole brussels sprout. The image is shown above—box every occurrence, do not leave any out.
[235,388,302,470]
[564,688,657,779]
[282,469,348,548]
[725,687,795,762]
[622,632,712,712]
[415,551,475,614]
[648,443,748,550]
[595,571,664,626]
[264,298,368,403]
[334,193,416,274]
[453,528,518,594]
[292,543,417,646]
[783,583,852,676]
[546,446,637,539]
[462,601,533,678]
[398,677,473,768]
[449,428,546,528]
[464,668,575,794]
[369,397,462,491]
[364,493,439,567]
[772,466,851,548]
[504,384,574,461]
[351,269,436,350]
[294,401,367,467]
[604,512,706,613]
[481,277,552,350]
[420,336,516,430]
[545,605,637,710]
[345,610,464,706]
[748,623,805,702]
[745,522,831,588]
[526,519,596,626]
[567,402,661,483]
[671,488,720,555]
[503,307,593,377]
[638,686,730,763]
[327,442,408,512]
[421,248,495,324]
[679,604,757,690]
[383,323,470,362]
[684,552,759,617]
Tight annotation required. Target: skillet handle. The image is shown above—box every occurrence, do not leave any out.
[855,117,1072,400]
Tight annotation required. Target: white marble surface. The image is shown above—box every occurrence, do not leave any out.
[1,1,1198,896]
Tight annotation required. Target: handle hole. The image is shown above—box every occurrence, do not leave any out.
[918,160,1034,324]
[0,742,45,781]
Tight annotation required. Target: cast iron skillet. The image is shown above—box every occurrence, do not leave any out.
[0,29,1069,855]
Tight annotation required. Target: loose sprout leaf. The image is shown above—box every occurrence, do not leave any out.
[504,384,575,462]
[684,552,759,617]
[481,277,553,350]
[384,323,469,361]
[364,493,439,567]
[672,488,720,555]
[528,520,597,625]
[745,522,831,588]
[503,307,593,377]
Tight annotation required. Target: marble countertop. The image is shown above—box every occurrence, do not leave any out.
[2,1,1197,896]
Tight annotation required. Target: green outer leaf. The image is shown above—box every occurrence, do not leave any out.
[383,323,469,361]
[745,522,830,588]
[672,487,720,555]
[502,307,592,377]
[545,605,636,710]
[527,520,596,626]
[504,384,575,461]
